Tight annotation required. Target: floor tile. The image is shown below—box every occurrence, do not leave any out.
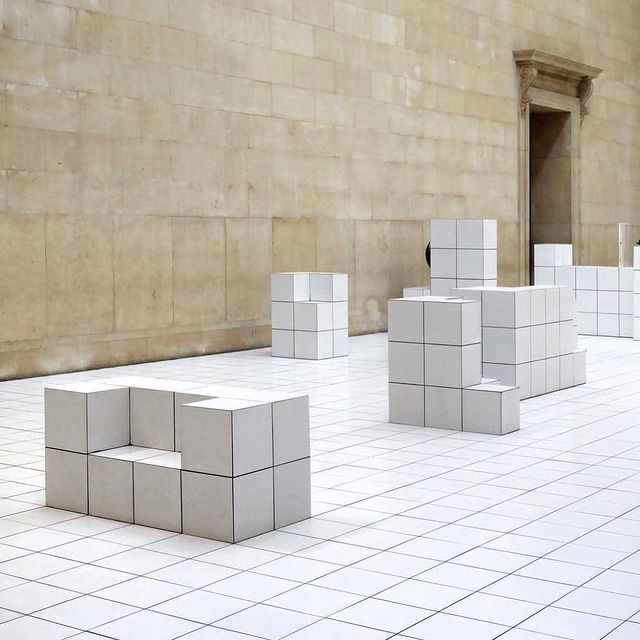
[332,598,431,633]
[214,603,318,639]
[93,610,201,640]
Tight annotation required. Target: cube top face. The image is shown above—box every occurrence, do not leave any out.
[92,445,165,462]
[271,272,310,302]
[138,452,181,469]
[47,381,127,394]
[186,397,267,412]
[103,376,196,392]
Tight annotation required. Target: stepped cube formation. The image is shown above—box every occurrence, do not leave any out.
[271,272,348,359]
[533,243,634,338]
[388,296,520,435]
[454,286,586,399]
[45,377,311,543]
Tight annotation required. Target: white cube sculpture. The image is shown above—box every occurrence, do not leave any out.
[430,219,497,296]
[533,243,633,338]
[454,285,586,400]
[388,296,519,435]
[271,272,348,359]
[45,377,311,543]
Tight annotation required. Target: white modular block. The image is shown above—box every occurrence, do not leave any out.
[483,363,531,400]
[333,329,349,357]
[559,354,574,389]
[425,386,462,430]
[578,312,597,335]
[294,301,333,331]
[559,287,576,321]
[174,390,215,452]
[45,383,129,454]
[309,272,348,302]
[573,349,587,385]
[271,272,310,302]
[559,321,577,355]
[295,330,333,359]
[545,357,560,393]
[545,322,560,358]
[534,244,571,267]
[575,266,597,290]
[456,219,497,249]
[456,249,496,280]
[389,383,424,426]
[620,268,633,292]
[403,287,431,297]
[45,448,88,514]
[483,327,531,365]
[274,458,311,528]
[181,468,274,543]
[530,324,546,362]
[389,341,424,385]
[88,454,133,523]
[134,455,181,532]
[543,287,560,323]
[457,278,497,289]
[597,314,619,337]
[482,288,531,328]
[562,244,573,265]
[597,267,619,291]
[431,249,457,279]
[597,291,619,314]
[130,387,175,451]
[576,290,597,314]
[388,299,423,343]
[271,302,294,330]
[462,384,520,435]
[635,318,640,341]
[424,343,481,389]
[620,315,633,338]
[534,267,556,285]
[635,246,640,269]
[530,360,546,397]
[635,271,640,293]
[530,288,546,325]
[423,299,481,346]
[272,329,294,358]
[272,395,310,465]
[430,278,457,296]
[332,301,349,329]
[620,292,633,315]
[451,287,482,303]
[635,293,640,315]
[556,266,576,289]
[430,218,457,249]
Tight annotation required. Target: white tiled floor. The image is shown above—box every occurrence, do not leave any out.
[0,333,640,639]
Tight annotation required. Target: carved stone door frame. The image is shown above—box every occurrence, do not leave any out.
[513,50,602,284]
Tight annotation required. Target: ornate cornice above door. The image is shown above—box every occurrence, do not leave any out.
[513,49,603,123]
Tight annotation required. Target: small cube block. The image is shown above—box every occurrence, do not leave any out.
[274,458,311,528]
[389,341,424,385]
[272,329,294,358]
[333,329,349,357]
[45,448,88,513]
[430,219,457,249]
[388,299,423,343]
[309,273,348,302]
[424,343,481,388]
[294,330,333,359]
[272,302,294,330]
[462,384,520,435]
[423,298,481,346]
[294,301,333,331]
[133,454,181,532]
[389,383,424,426]
[456,219,497,249]
[482,288,531,329]
[271,272,310,302]
[425,386,462,430]
[88,454,133,523]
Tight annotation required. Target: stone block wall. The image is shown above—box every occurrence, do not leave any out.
[1,0,639,377]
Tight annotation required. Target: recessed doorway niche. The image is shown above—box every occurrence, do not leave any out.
[514,50,602,284]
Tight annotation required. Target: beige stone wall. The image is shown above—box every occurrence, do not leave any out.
[1,0,639,378]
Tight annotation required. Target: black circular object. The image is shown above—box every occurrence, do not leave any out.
[425,242,431,268]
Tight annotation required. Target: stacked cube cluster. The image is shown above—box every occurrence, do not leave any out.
[271,272,348,359]
[429,218,497,296]
[534,244,633,337]
[45,377,311,543]
[388,296,520,435]
[454,286,586,400]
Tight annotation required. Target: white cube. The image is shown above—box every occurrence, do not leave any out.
[530,324,546,361]
[271,272,310,302]
[294,301,334,331]
[573,349,587,385]
[45,448,88,513]
[545,357,560,393]
[597,267,619,291]
[597,314,619,337]
[45,383,129,454]
[620,292,633,315]
[272,302,294,330]
[133,454,181,532]
[88,454,134,523]
[544,287,560,323]
[425,386,462,430]
[462,384,520,435]
[559,287,575,321]
[620,315,633,338]
[271,394,310,465]
[389,383,424,426]
[620,268,633,292]
[534,267,556,285]
[295,330,333,359]
[388,299,423,343]
[389,341,424,385]
[483,363,531,400]
[577,312,597,335]
[597,291,619,314]
[456,219,497,249]
[174,390,215,452]
[332,302,349,329]
[484,327,531,365]
[309,272,348,302]
[576,290,597,313]
[545,323,560,358]
[431,249,457,279]
[530,360,546,397]
[274,458,311,528]
[130,387,175,451]
[430,219,457,249]
[530,288,546,325]
[430,278,457,296]
[482,288,531,328]
[559,354,574,389]
[333,329,349,357]
[556,266,576,289]
[559,321,577,355]
[423,299,481,346]
[403,286,431,297]
[456,250,497,280]
[181,398,272,476]
[534,244,559,267]
[181,468,274,543]
[575,266,597,290]
[272,329,294,358]
[424,343,481,388]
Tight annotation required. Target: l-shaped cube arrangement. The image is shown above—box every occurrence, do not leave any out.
[533,243,635,338]
[45,376,311,543]
[271,272,349,359]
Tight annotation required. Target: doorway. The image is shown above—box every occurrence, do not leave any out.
[529,107,572,280]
